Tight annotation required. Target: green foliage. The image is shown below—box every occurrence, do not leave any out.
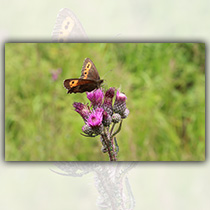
[5,43,205,161]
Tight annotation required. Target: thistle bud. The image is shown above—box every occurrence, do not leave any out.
[121,108,129,119]
[82,124,94,136]
[113,90,127,115]
[102,87,115,116]
[102,111,112,126]
[112,113,121,123]
[93,125,104,135]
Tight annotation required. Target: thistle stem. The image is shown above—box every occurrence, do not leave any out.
[101,134,114,161]
[111,120,123,139]
[110,123,116,136]
[102,127,117,161]
[114,137,119,154]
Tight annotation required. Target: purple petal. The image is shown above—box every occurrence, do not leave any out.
[116,90,127,102]
[87,108,104,127]
[86,88,104,108]
[73,102,90,121]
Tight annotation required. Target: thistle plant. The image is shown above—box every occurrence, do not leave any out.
[73,87,129,161]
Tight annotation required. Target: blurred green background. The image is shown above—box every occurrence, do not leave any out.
[5,43,205,161]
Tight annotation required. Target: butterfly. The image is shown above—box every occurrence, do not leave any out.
[52,8,88,42]
[63,58,104,94]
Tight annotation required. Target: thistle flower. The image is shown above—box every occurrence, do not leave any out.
[87,88,104,109]
[102,87,115,116]
[73,102,90,121]
[87,108,103,127]
[113,90,127,115]
[87,108,104,135]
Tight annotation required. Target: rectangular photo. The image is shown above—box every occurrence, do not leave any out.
[5,43,205,161]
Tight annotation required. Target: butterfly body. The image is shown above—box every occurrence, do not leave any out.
[64,58,103,94]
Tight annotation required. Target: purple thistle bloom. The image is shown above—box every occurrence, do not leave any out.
[86,108,104,135]
[87,88,104,108]
[87,108,104,128]
[102,87,115,116]
[73,102,91,121]
[113,90,127,115]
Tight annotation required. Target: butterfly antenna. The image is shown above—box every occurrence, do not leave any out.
[102,69,113,79]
